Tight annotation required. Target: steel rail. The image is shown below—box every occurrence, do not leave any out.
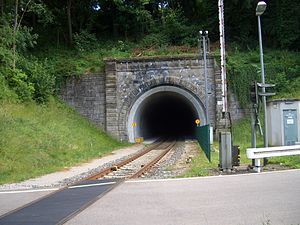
[87,140,165,180]
[130,141,177,179]
[0,141,176,224]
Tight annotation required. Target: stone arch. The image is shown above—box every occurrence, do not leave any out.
[119,76,205,114]
[117,77,207,141]
[126,85,206,142]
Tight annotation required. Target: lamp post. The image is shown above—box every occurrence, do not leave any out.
[256,1,268,164]
[200,30,209,125]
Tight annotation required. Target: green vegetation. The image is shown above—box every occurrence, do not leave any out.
[185,47,300,176]
[267,156,300,169]
[35,42,197,78]
[181,142,219,177]
[227,49,300,107]
[184,116,300,177]
[231,117,263,165]
[227,49,300,169]
[232,116,300,169]
[0,1,299,183]
[0,98,128,184]
[1,0,299,104]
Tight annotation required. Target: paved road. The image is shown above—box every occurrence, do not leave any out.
[66,170,300,225]
[0,179,119,225]
[0,191,53,217]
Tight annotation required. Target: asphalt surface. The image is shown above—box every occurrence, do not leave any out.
[0,179,120,225]
[66,170,300,225]
[0,191,53,217]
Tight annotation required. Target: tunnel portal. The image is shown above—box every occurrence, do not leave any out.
[127,86,206,142]
[140,92,197,139]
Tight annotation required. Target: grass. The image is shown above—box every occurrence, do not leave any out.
[231,116,300,169]
[181,142,219,177]
[231,116,264,164]
[267,156,300,169]
[183,116,300,177]
[0,98,129,184]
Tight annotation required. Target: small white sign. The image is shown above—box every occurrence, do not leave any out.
[217,101,223,106]
[286,119,294,125]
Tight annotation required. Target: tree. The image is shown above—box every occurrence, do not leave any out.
[265,0,300,49]
[0,0,4,15]
[67,0,72,45]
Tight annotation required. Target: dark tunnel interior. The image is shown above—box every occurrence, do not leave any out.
[139,92,198,139]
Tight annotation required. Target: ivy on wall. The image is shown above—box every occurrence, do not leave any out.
[226,50,300,108]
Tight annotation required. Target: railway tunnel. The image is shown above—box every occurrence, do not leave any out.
[127,86,207,142]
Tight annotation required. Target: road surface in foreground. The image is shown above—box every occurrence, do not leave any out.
[67,169,300,225]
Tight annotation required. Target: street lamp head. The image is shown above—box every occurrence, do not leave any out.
[256,1,267,16]
[199,30,208,36]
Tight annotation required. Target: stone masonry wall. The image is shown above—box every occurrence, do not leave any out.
[60,74,106,128]
[59,57,245,141]
[105,56,219,140]
[228,91,248,122]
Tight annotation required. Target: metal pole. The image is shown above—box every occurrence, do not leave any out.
[203,33,209,125]
[258,16,268,166]
[251,109,257,148]
[257,16,268,148]
[251,108,256,166]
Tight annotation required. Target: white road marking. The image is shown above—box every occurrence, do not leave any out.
[69,182,117,189]
[1,169,299,193]
[126,168,300,184]
[0,181,117,194]
[0,188,59,194]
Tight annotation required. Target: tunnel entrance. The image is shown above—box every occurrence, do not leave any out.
[141,92,197,139]
[127,86,206,142]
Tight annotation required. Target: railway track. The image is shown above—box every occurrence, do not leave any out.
[88,139,177,180]
[0,139,178,225]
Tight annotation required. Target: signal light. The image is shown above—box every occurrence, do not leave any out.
[250,81,258,104]
[232,145,240,167]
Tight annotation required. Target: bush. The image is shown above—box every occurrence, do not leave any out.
[140,33,168,48]
[163,9,189,45]
[74,30,97,52]
[19,58,55,103]
[142,10,199,47]
[0,75,18,102]
[16,26,38,53]
[0,20,14,67]
[180,25,199,47]
[1,67,34,102]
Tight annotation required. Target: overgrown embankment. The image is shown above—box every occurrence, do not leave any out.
[0,98,128,184]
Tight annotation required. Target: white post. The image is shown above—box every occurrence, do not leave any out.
[254,159,261,173]
[218,0,228,113]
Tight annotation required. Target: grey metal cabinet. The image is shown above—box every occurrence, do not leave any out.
[267,99,300,146]
[283,109,298,145]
